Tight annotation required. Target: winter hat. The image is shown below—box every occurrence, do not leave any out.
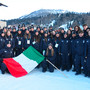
[48,43,53,47]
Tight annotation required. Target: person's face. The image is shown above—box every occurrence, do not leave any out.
[61,30,64,33]
[1,33,5,37]
[83,26,88,30]
[87,29,90,32]
[75,27,78,31]
[50,27,52,30]
[13,29,16,32]
[31,28,34,31]
[72,34,76,37]
[44,33,48,37]
[56,34,59,37]
[22,27,25,30]
[4,29,7,32]
[64,34,67,38]
[37,28,40,31]
[35,32,39,36]
[7,44,11,48]
[48,45,52,50]
[69,27,72,31]
[40,30,44,33]
[18,31,21,34]
[79,33,84,37]
[26,30,29,34]
[29,29,32,31]
[52,31,55,35]
[68,30,71,34]
[44,28,47,31]
[7,31,11,36]
[88,31,90,36]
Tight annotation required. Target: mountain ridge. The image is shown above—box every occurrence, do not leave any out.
[19,9,69,19]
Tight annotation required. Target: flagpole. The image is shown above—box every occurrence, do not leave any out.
[46,59,68,78]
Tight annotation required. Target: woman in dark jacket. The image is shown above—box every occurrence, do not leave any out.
[15,30,24,56]
[41,32,51,54]
[42,43,56,72]
[32,30,41,53]
[53,32,61,69]
[85,30,90,77]
[58,33,71,71]
[23,29,32,50]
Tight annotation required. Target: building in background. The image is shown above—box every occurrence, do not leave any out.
[0,21,7,29]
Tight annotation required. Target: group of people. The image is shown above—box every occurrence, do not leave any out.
[0,24,90,77]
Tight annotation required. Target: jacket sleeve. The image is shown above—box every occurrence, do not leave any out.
[58,41,61,54]
[85,39,88,57]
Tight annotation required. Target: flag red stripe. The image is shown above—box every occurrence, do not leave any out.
[3,58,28,78]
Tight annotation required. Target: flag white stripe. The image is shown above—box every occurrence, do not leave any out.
[13,54,38,73]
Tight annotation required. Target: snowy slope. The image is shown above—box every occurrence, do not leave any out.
[0,68,90,90]
[59,21,74,30]
[19,9,68,19]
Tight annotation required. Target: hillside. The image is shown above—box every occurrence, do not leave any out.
[7,9,90,30]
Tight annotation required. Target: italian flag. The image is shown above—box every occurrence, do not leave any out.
[3,46,45,78]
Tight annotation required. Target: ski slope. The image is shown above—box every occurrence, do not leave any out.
[0,68,90,90]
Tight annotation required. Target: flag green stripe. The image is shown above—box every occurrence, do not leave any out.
[23,46,45,64]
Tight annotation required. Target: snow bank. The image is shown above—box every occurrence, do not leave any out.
[0,68,90,90]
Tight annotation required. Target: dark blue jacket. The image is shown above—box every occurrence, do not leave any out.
[0,48,13,58]
[32,41,42,52]
[74,37,85,56]
[32,35,42,52]
[85,36,90,57]
[41,37,51,51]
[0,36,5,49]
[5,36,15,49]
[23,38,32,49]
[15,36,24,49]
[84,30,88,37]
[11,32,17,38]
[71,37,76,55]
[45,50,56,62]
[53,38,60,53]
[58,38,71,55]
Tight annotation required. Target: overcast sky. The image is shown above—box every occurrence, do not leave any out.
[0,0,90,20]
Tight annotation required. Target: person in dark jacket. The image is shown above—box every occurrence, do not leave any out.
[11,26,17,56]
[49,31,56,44]
[41,32,51,54]
[74,30,86,75]
[23,29,32,50]
[74,25,81,37]
[71,31,76,71]
[0,43,13,74]
[0,32,5,49]
[40,28,44,39]
[5,31,15,49]
[5,31,15,57]
[67,30,72,40]
[83,24,88,37]
[42,43,56,72]
[60,29,65,39]
[85,30,90,77]
[30,25,35,38]
[21,23,26,36]
[32,30,41,53]
[53,32,61,69]
[11,26,17,38]
[15,30,24,56]
[58,33,71,71]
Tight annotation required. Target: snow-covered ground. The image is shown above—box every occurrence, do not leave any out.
[0,68,90,90]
